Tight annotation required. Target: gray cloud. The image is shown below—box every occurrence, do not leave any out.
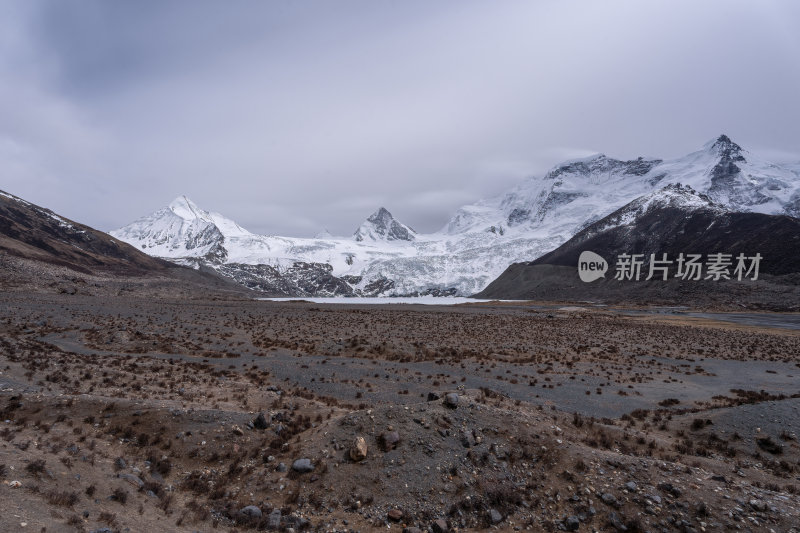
[2,0,800,236]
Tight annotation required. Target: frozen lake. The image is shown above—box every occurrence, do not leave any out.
[256,298,800,329]
[256,296,497,305]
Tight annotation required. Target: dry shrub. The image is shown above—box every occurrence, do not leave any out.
[25,458,46,477]
[111,487,128,504]
[46,490,79,508]
[479,478,523,514]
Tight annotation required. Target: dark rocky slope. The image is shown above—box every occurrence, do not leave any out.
[0,190,247,297]
[476,185,800,310]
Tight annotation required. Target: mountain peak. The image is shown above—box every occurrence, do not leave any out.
[353,207,416,242]
[168,195,207,221]
[367,207,393,224]
[712,133,738,147]
[704,134,746,162]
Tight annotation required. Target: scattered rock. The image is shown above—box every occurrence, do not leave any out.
[601,492,618,506]
[488,508,503,524]
[432,519,449,533]
[444,393,459,408]
[427,392,440,402]
[239,505,263,520]
[253,412,269,430]
[608,511,627,531]
[267,508,282,530]
[231,424,244,436]
[657,482,682,497]
[283,515,310,530]
[350,436,368,461]
[565,515,580,531]
[460,429,475,448]
[9,480,21,488]
[625,481,637,492]
[276,462,287,473]
[119,473,144,488]
[750,499,767,512]
[403,528,422,533]
[380,431,401,451]
[388,508,403,521]
[291,458,314,473]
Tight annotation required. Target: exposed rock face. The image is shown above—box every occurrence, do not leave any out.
[213,261,354,297]
[707,135,769,209]
[361,277,395,296]
[213,263,296,295]
[545,155,663,182]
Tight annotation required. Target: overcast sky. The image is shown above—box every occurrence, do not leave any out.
[2,0,800,236]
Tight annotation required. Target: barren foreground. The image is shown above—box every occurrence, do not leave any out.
[1,294,799,532]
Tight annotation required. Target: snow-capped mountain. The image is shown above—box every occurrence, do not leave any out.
[114,195,247,262]
[444,135,798,238]
[476,182,800,304]
[353,207,416,242]
[557,183,730,244]
[564,183,736,237]
[111,135,800,296]
[111,200,429,296]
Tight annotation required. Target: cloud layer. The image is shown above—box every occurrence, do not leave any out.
[2,0,800,236]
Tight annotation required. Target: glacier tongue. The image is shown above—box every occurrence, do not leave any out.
[112,135,800,296]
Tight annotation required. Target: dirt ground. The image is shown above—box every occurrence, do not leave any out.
[1,293,799,532]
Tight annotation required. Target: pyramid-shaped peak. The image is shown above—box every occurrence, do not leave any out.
[354,207,415,242]
[705,134,745,157]
[713,133,740,148]
[168,195,208,220]
[367,207,395,223]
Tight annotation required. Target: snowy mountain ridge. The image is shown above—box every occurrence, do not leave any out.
[111,135,800,296]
